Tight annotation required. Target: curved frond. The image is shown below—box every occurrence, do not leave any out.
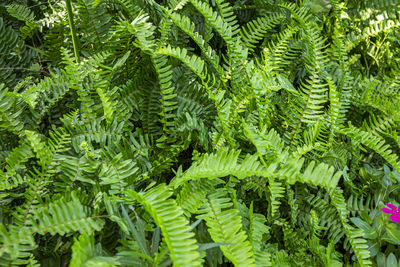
[197,189,256,267]
[126,184,203,267]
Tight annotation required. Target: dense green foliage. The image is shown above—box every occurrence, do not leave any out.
[1,0,400,266]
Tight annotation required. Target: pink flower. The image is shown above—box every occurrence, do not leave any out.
[382,203,400,223]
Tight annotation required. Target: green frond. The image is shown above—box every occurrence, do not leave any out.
[124,13,157,53]
[1,193,103,265]
[117,0,141,20]
[96,87,117,124]
[347,20,400,50]
[328,188,372,266]
[98,153,139,195]
[341,125,400,172]
[76,0,113,51]
[156,45,207,80]
[266,26,300,71]
[0,224,36,264]
[248,203,271,267]
[268,177,285,218]
[12,128,71,226]
[197,189,256,267]
[169,12,224,77]
[70,232,119,267]
[0,18,35,88]
[243,123,285,156]
[126,184,203,267]
[170,148,342,189]
[62,114,126,152]
[29,194,104,236]
[6,4,35,22]
[25,130,51,167]
[273,10,329,145]
[177,179,221,216]
[326,77,343,146]
[189,0,234,48]
[0,88,27,137]
[0,143,33,190]
[56,155,95,189]
[361,113,397,137]
[152,54,178,135]
[1,0,399,265]
[370,0,400,9]
[214,0,240,36]
[168,0,189,11]
[241,13,284,52]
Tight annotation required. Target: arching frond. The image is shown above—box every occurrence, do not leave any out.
[126,184,203,267]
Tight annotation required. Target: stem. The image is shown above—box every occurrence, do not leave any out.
[66,0,80,63]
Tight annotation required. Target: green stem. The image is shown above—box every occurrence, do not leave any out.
[66,0,80,63]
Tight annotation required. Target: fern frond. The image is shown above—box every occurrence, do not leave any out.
[29,194,104,236]
[70,231,119,266]
[171,148,342,189]
[241,13,284,52]
[126,184,203,266]
[243,123,285,157]
[96,87,117,124]
[248,203,271,267]
[189,0,234,48]
[62,114,126,152]
[13,128,71,226]
[176,179,221,216]
[24,130,51,168]
[0,88,28,137]
[266,26,300,72]
[125,14,156,53]
[156,45,207,80]
[328,188,372,266]
[0,224,36,265]
[0,143,33,190]
[170,12,224,77]
[214,0,240,36]
[0,18,35,88]
[99,153,139,195]
[288,25,328,144]
[76,0,113,51]
[197,189,256,266]
[326,77,343,147]
[341,125,400,172]
[151,54,178,135]
[6,4,35,22]
[347,20,400,50]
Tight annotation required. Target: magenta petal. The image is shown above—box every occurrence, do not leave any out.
[386,203,397,210]
[382,208,396,214]
[390,213,400,223]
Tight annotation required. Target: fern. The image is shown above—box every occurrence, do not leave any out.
[241,13,284,52]
[152,54,178,135]
[341,125,400,172]
[1,0,400,265]
[189,0,234,48]
[6,4,35,22]
[171,148,342,190]
[197,189,256,266]
[328,188,372,266]
[170,12,224,77]
[29,194,104,235]
[0,143,33,190]
[70,232,119,266]
[126,184,203,266]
